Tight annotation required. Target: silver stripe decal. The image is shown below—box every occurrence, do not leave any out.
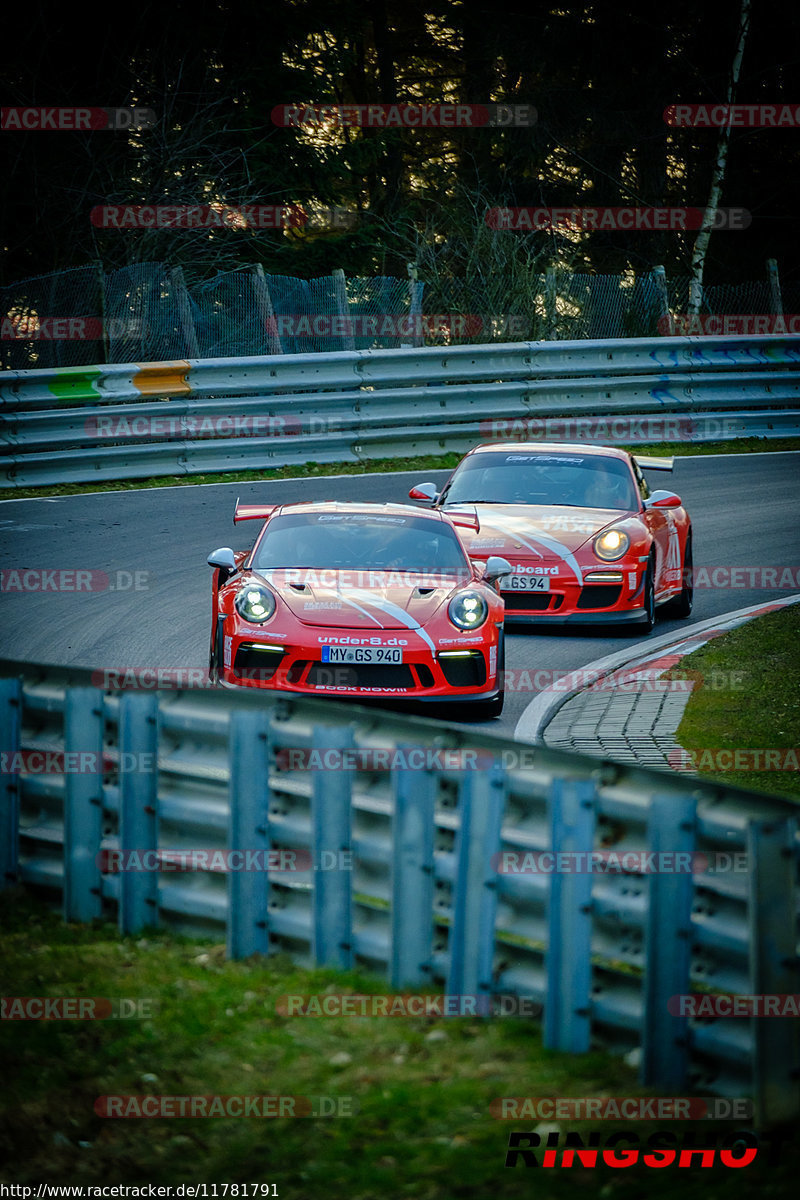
[348,589,438,655]
[477,515,585,585]
[330,590,387,628]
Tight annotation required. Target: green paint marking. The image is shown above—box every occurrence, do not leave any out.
[47,367,104,404]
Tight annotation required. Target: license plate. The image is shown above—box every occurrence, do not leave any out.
[499,575,551,592]
[321,646,403,664]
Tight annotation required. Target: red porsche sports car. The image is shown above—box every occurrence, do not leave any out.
[208,500,509,716]
[409,443,693,630]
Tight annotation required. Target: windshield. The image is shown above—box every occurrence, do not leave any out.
[252,512,470,574]
[442,452,638,511]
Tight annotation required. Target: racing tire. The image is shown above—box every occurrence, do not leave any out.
[209,620,223,683]
[466,629,505,720]
[638,559,656,633]
[663,532,693,619]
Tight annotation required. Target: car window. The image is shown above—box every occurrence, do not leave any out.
[252,513,470,573]
[631,458,650,502]
[442,452,637,511]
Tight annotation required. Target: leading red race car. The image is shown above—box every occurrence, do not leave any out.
[208,500,509,717]
[409,443,693,630]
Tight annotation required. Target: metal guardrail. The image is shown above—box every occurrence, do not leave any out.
[1,335,799,486]
[1,657,798,1124]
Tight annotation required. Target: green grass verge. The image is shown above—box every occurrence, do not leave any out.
[1,892,795,1194]
[2,437,799,502]
[668,603,800,801]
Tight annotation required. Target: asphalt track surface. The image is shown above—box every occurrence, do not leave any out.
[1,451,798,738]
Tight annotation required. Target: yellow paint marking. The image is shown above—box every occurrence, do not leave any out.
[133,361,192,396]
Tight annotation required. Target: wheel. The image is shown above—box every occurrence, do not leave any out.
[664,532,693,618]
[466,630,505,719]
[638,559,655,633]
[209,619,223,682]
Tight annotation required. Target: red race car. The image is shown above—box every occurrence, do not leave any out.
[208,501,509,717]
[409,443,693,631]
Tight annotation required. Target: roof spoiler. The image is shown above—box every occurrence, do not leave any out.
[233,498,278,523]
[633,454,674,472]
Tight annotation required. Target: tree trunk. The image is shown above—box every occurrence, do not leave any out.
[688,0,751,314]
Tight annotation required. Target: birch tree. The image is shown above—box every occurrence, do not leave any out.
[687,0,751,314]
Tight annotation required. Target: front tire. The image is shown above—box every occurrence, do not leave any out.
[209,619,223,683]
[467,630,505,719]
[638,559,656,633]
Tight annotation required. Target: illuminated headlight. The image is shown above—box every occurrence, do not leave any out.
[448,591,488,630]
[593,529,630,562]
[235,584,276,624]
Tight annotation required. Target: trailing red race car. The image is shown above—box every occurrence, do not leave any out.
[208,500,510,717]
[409,443,693,630]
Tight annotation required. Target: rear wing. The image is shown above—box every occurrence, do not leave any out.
[442,510,480,533]
[633,454,674,472]
[233,499,278,523]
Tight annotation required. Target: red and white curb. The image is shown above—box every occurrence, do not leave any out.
[514,593,800,746]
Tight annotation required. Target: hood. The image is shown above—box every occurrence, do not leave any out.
[248,568,461,628]
[446,504,629,555]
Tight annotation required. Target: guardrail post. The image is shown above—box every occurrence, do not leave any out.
[0,676,22,889]
[390,751,436,987]
[227,709,273,959]
[641,792,696,1090]
[170,266,200,358]
[544,777,595,1052]
[63,687,105,922]
[447,764,506,1014]
[331,269,355,353]
[766,258,783,315]
[407,265,424,348]
[747,817,800,1125]
[652,266,673,335]
[545,267,558,340]
[311,724,353,969]
[118,693,159,934]
[252,264,284,356]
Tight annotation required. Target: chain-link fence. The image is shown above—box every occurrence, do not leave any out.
[104,262,192,364]
[1,262,795,368]
[0,264,105,370]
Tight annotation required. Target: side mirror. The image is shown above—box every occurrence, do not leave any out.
[483,556,513,583]
[208,547,237,580]
[408,482,439,503]
[645,490,682,509]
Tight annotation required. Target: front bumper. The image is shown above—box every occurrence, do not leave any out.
[498,565,648,624]
[504,607,647,625]
[216,621,501,700]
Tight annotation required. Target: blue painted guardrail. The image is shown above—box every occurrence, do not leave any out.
[1,658,798,1124]
[1,334,799,485]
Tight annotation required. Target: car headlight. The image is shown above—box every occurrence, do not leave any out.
[235,584,276,623]
[448,591,488,630]
[593,529,630,561]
